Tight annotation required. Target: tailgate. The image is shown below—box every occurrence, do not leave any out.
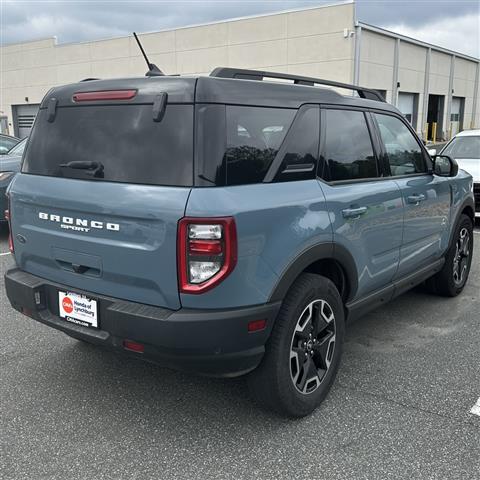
[9,174,189,309]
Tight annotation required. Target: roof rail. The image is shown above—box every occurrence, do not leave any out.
[210,67,386,102]
[80,78,100,82]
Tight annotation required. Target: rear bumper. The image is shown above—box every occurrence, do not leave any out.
[5,268,281,377]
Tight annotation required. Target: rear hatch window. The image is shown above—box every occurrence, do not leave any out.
[23,104,193,186]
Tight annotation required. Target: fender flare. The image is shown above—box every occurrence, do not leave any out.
[448,196,475,250]
[268,242,359,303]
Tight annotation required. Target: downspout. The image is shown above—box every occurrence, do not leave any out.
[422,47,431,141]
[353,23,362,86]
[392,38,400,107]
[445,55,455,140]
[471,62,479,129]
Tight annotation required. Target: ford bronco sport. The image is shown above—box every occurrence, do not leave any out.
[5,67,475,417]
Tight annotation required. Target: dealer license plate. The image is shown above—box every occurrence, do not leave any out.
[58,291,98,328]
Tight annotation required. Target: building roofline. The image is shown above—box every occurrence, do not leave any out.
[0,0,354,48]
[1,1,477,64]
[357,21,479,63]
[0,36,57,48]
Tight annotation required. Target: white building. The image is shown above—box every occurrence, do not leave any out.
[1,0,479,141]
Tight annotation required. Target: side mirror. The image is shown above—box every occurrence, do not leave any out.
[427,148,437,156]
[433,155,458,177]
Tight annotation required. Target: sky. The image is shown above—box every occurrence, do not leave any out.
[1,0,479,57]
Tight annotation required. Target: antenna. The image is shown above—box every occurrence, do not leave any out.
[133,32,164,77]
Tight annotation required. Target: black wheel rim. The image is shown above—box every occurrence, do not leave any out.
[453,227,471,286]
[290,299,336,395]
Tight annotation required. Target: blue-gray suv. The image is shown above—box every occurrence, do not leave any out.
[4,68,475,417]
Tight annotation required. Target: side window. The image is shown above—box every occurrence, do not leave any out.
[225,106,295,185]
[274,106,319,182]
[375,113,426,176]
[323,109,378,181]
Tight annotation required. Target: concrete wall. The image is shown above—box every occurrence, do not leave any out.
[358,27,479,138]
[398,42,427,131]
[358,30,396,102]
[0,2,356,134]
[453,57,479,130]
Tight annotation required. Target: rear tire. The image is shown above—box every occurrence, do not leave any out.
[425,214,473,297]
[247,273,345,418]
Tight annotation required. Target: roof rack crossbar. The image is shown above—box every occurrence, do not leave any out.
[210,67,386,102]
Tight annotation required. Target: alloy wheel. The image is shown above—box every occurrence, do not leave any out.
[453,227,471,286]
[290,299,336,395]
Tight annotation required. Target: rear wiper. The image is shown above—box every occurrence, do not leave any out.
[59,161,104,178]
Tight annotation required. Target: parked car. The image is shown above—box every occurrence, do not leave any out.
[4,68,475,417]
[431,130,479,217]
[0,137,26,222]
[0,133,20,155]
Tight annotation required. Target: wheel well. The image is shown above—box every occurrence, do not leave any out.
[304,259,349,301]
[462,205,474,223]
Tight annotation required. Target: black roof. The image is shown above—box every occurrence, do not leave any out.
[41,69,400,114]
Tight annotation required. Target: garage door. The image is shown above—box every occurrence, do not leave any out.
[398,92,417,127]
[13,104,40,138]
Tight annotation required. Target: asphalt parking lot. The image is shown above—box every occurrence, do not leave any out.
[1,222,479,480]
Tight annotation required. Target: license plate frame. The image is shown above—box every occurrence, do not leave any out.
[58,291,99,329]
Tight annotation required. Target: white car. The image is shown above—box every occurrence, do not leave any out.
[431,129,480,217]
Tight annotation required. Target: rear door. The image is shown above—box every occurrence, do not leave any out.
[319,107,404,300]
[373,112,451,278]
[9,87,195,310]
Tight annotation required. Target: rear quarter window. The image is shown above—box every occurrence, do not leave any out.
[224,106,295,185]
[22,104,194,187]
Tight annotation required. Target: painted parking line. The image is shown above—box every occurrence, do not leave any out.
[470,398,480,417]
[0,252,11,256]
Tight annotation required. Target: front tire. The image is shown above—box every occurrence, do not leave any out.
[247,273,345,418]
[426,214,474,297]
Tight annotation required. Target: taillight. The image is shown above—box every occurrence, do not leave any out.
[178,217,237,294]
[123,340,145,353]
[5,196,13,254]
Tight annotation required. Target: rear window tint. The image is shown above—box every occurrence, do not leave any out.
[224,106,295,185]
[22,104,193,187]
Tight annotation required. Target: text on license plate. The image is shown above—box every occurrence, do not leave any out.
[58,291,98,328]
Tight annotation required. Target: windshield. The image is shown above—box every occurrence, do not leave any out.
[23,104,194,187]
[8,137,27,156]
[0,135,19,154]
[442,136,480,159]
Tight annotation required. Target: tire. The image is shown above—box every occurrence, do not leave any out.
[425,214,474,297]
[247,273,345,418]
